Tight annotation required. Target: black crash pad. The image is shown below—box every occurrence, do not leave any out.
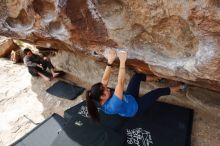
[120,102,193,146]
[11,114,66,146]
[46,80,85,100]
[64,101,126,131]
[11,113,125,146]
[52,116,126,146]
[64,101,193,146]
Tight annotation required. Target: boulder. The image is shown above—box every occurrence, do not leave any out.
[0,0,220,92]
[0,37,20,58]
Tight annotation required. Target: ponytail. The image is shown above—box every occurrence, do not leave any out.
[86,90,100,122]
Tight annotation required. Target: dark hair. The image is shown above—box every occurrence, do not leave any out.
[23,48,31,55]
[86,82,104,122]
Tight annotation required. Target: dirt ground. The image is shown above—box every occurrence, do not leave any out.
[0,58,219,146]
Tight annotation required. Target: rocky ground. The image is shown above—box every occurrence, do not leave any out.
[0,58,219,146]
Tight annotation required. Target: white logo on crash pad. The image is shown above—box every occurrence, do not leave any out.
[78,105,100,118]
[78,105,90,118]
[126,128,153,146]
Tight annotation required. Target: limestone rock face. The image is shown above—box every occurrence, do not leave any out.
[0,0,220,92]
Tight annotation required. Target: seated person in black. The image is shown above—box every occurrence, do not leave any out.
[23,48,59,81]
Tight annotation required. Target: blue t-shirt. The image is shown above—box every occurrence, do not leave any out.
[100,94,138,117]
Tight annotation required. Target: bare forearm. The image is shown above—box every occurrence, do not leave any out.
[114,50,127,99]
[118,62,126,86]
[102,49,117,86]
[101,65,112,86]
[115,61,126,99]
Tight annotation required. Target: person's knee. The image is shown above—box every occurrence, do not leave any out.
[29,71,39,76]
[42,61,53,69]
[28,68,38,76]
